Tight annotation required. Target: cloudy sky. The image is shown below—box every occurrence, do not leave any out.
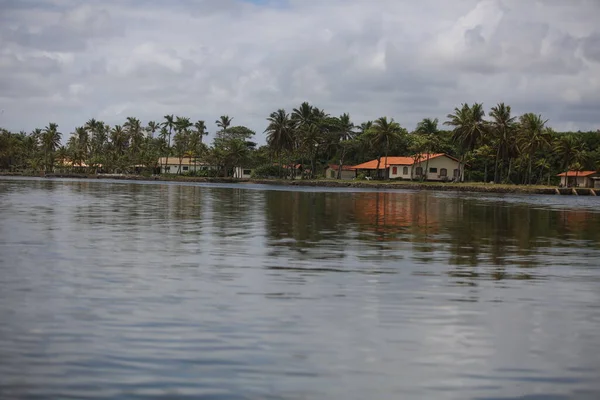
[1,0,599,142]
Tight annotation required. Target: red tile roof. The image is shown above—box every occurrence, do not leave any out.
[557,171,598,177]
[351,154,456,170]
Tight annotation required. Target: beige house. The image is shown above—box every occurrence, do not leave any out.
[557,171,599,188]
[352,153,464,181]
[158,157,217,174]
[324,164,355,180]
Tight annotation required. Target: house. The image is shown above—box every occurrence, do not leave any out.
[158,157,217,174]
[557,171,599,188]
[324,164,355,180]
[234,167,254,179]
[352,153,464,181]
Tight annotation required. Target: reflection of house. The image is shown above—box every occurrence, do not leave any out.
[158,157,217,174]
[557,171,599,188]
[234,167,253,179]
[352,153,464,181]
[324,164,355,180]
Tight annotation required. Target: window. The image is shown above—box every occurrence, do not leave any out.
[453,169,459,177]
[440,168,448,177]
[183,166,189,171]
[429,167,438,173]
[403,167,409,175]
[244,169,252,175]
[415,167,423,176]
[392,166,398,175]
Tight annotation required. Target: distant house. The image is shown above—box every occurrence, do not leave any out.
[324,164,355,180]
[234,167,253,179]
[352,153,464,181]
[557,171,599,188]
[158,157,217,174]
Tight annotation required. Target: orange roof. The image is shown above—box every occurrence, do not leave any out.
[557,171,598,177]
[351,154,455,170]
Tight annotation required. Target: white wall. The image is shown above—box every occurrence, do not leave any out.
[234,167,253,179]
[388,156,463,181]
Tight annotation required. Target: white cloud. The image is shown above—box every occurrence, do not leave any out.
[0,0,599,142]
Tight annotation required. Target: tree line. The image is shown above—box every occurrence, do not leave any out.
[0,101,598,184]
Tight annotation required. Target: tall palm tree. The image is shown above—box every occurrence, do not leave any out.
[518,113,550,184]
[125,117,144,166]
[334,113,355,179]
[74,126,89,167]
[265,109,293,178]
[174,117,193,173]
[146,121,160,138]
[369,117,403,180]
[489,103,517,183]
[216,115,233,138]
[162,114,175,170]
[553,134,582,174]
[194,120,208,144]
[415,118,440,181]
[445,103,486,181]
[41,123,61,172]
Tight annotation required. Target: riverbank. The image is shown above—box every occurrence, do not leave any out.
[0,171,569,195]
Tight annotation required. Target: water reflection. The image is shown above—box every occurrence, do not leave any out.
[1,178,600,400]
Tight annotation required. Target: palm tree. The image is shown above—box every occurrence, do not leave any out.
[162,114,175,170]
[125,117,144,166]
[369,117,403,180]
[146,121,160,138]
[216,115,233,138]
[489,103,517,183]
[415,118,440,181]
[334,113,355,179]
[174,117,193,173]
[41,123,61,172]
[74,126,89,167]
[194,120,208,144]
[445,103,486,181]
[265,109,293,178]
[518,113,550,184]
[553,134,582,174]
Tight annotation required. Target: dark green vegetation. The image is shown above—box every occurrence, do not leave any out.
[1,102,598,184]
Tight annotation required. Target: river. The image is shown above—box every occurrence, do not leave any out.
[1,177,599,399]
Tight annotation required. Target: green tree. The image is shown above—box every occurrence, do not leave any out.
[265,109,293,178]
[369,117,403,180]
[445,103,486,181]
[518,113,551,184]
[41,123,61,172]
[415,118,441,181]
[489,103,517,183]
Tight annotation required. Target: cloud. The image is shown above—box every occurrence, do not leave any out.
[0,0,599,142]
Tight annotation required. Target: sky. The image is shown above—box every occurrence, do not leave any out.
[1,0,600,143]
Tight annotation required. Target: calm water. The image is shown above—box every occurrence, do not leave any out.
[1,177,600,400]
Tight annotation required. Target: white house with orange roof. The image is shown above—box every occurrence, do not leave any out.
[557,171,599,188]
[352,153,464,181]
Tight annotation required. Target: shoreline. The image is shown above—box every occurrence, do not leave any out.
[0,171,574,195]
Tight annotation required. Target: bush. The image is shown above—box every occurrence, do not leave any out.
[251,164,282,179]
[186,169,218,177]
[356,172,367,180]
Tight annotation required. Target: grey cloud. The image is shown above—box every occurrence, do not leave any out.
[0,0,599,137]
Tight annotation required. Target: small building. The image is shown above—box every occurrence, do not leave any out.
[158,157,217,174]
[234,167,254,179]
[324,164,355,180]
[557,171,599,188]
[352,153,464,181]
